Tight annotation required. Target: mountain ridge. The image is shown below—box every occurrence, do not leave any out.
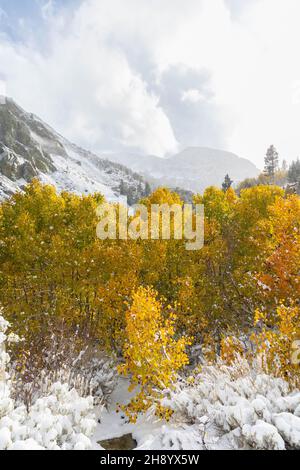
[0,97,150,203]
[0,97,259,200]
[105,147,259,193]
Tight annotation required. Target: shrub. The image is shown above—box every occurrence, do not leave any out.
[0,308,98,450]
[252,305,300,387]
[160,357,300,450]
[118,286,192,422]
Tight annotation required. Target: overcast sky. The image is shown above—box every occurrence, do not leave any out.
[0,0,300,168]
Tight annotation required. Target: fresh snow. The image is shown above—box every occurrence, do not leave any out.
[0,312,97,450]
[92,378,206,451]
[2,307,300,451]
[92,378,164,450]
[0,99,147,203]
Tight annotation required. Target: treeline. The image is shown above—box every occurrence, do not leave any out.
[236,145,300,194]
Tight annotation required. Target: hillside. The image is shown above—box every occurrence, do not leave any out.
[0,98,149,203]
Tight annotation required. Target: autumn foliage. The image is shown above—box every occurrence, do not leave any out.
[252,305,300,386]
[117,286,191,421]
[0,179,299,416]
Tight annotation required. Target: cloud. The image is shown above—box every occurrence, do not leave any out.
[0,0,300,165]
[224,0,261,17]
[181,90,206,104]
[40,0,54,20]
[156,64,229,150]
[0,0,180,156]
[0,77,6,93]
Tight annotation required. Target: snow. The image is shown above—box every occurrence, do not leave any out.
[273,413,300,448]
[31,137,145,204]
[92,378,203,450]
[91,377,236,450]
[0,427,12,449]
[1,102,146,203]
[0,379,98,450]
[42,150,117,201]
[242,421,285,450]
[158,357,300,450]
[0,310,97,450]
[0,174,22,200]
[0,382,97,450]
[92,378,158,448]
[2,307,300,451]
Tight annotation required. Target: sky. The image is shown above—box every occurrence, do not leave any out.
[0,0,300,168]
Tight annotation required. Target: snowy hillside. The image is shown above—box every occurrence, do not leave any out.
[0,98,149,203]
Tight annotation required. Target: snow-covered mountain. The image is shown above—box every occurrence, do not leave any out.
[0,98,149,203]
[106,147,260,193]
[0,97,260,202]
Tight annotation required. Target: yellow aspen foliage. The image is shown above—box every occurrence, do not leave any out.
[259,195,300,306]
[97,272,139,351]
[118,286,192,422]
[1,179,300,379]
[252,305,300,386]
[225,187,237,205]
[175,276,208,337]
[139,187,182,207]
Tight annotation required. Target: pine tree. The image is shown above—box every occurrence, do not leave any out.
[222,174,233,192]
[282,159,288,172]
[288,158,300,184]
[119,179,126,196]
[144,181,151,197]
[264,145,279,181]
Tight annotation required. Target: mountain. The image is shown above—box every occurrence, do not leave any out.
[0,98,149,203]
[0,98,259,203]
[105,147,260,193]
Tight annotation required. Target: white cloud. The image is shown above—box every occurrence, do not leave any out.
[40,0,54,20]
[0,0,179,156]
[182,89,206,104]
[0,0,300,165]
[0,79,7,97]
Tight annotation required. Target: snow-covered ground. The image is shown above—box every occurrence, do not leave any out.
[39,151,117,202]
[93,360,300,451]
[90,379,243,450]
[92,378,205,451]
[2,309,300,451]
[93,378,158,450]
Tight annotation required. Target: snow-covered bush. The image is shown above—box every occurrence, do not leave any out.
[0,309,98,450]
[23,356,117,409]
[0,382,96,450]
[0,320,12,421]
[134,424,204,450]
[160,357,300,450]
[11,324,117,410]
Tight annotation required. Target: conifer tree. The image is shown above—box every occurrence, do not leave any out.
[288,158,300,184]
[222,174,233,192]
[264,145,279,181]
[144,181,151,197]
[282,159,288,172]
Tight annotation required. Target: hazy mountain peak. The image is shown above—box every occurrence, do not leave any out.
[106,147,259,193]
